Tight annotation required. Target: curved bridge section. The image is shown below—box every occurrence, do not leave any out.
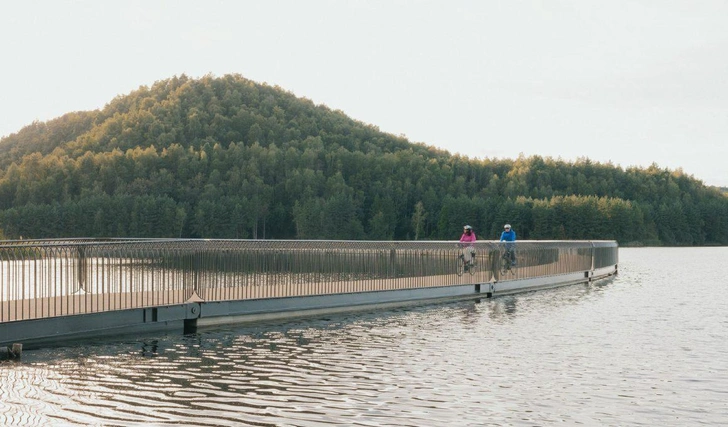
[0,239,617,350]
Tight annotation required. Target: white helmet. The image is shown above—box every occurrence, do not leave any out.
[464,225,473,230]
[504,224,511,230]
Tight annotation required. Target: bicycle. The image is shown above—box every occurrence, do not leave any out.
[457,246,477,276]
[499,247,516,277]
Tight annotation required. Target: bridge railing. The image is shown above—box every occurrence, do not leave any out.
[0,239,617,323]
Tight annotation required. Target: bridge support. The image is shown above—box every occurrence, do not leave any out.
[11,343,22,358]
[1,343,23,360]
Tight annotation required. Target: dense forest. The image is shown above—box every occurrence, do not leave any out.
[0,74,726,245]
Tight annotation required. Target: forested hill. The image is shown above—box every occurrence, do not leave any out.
[0,74,726,245]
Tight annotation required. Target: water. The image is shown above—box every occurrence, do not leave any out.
[1,247,727,426]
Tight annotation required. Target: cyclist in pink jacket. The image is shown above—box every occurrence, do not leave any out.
[459,225,477,270]
[460,225,476,244]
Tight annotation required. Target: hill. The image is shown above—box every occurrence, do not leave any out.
[0,74,726,245]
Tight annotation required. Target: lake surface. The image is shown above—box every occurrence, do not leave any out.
[1,247,727,426]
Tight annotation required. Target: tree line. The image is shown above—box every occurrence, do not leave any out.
[0,74,726,245]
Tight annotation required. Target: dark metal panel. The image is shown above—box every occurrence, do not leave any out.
[0,305,191,349]
[199,284,480,318]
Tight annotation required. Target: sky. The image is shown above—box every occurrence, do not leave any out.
[1,0,727,187]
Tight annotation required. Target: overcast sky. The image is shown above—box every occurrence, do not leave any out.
[2,0,726,186]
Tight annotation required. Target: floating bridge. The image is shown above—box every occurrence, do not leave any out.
[0,238,617,350]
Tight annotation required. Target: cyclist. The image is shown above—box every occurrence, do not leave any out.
[499,224,517,265]
[459,225,477,270]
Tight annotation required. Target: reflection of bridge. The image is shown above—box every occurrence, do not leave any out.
[0,239,617,349]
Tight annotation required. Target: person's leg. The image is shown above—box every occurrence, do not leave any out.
[464,247,473,269]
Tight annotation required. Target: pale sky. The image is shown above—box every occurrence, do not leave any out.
[2,0,727,186]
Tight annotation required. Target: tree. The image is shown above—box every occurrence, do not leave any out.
[411,201,427,240]
[1,74,727,245]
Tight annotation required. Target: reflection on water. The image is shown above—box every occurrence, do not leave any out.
[2,248,728,426]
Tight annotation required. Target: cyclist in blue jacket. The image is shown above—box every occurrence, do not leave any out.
[499,224,517,265]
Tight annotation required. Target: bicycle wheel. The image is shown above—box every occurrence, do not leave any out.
[506,252,516,274]
[468,261,477,275]
[456,255,465,276]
